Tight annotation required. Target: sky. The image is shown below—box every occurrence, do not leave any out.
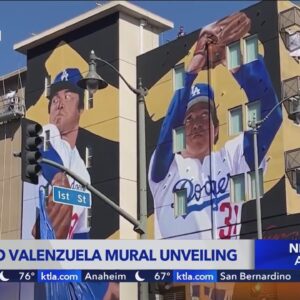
[0,0,299,76]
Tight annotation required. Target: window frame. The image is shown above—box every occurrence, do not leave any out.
[87,208,92,228]
[44,75,51,97]
[248,169,264,200]
[244,34,259,64]
[173,62,185,91]
[172,126,186,154]
[174,188,187,218]
[85,145,93,169]
[227,40,241,70]
[228,105,243,136]
[230,173,246,203]
[44,129,51,151]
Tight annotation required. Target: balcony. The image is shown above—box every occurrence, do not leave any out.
[285,148,300,193]
[279,6,300,60]
[282,76,300,123]
[279,7,300,30]
[0,92,25,124]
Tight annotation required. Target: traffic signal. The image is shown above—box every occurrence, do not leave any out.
[22,120,43,184]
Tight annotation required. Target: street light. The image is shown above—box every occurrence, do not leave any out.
[248,118,263,240]
[248,98,293,239]
[78,50,148,300]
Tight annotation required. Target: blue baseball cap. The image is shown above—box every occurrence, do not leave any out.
[49,68,84,99]
[187,83,215,112]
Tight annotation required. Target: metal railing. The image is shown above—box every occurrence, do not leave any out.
[279,7,300,31]
[282,76,300,117]
[285,148,300,191]
[279,7,300,59]
[0,95,25,123]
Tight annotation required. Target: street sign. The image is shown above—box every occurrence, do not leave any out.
[52,186,91,208]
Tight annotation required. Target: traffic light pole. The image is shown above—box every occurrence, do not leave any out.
[40,158,145,235]
[23,122,43,184]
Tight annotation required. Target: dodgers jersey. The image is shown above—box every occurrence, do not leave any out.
[149,56,282,240]
[42,123,90,238]
[149,134,255,239]
[22,124,90,239]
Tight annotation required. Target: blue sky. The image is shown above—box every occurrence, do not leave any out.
[0,1,298,76]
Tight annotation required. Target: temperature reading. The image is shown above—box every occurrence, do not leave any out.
[154,271,171,281]
[19,271,35,281]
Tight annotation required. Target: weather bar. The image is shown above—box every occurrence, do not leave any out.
[1,270,300,283]
[0,270,36,282]
[82,270,173,282]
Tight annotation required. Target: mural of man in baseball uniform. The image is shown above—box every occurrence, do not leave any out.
[28,68,118,300]
[30,68,90,240]
[149,12,283,239]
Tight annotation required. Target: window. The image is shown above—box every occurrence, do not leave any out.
[227,41,241,69]
[44,75,51,97]
[45,185,50,201]
[296,170,300,194]
[245,35,258,63]
[85,90,94,110]
[248,169,264,199]
[231,174,246,202]
[229,106,243,135]
[247,101,261,127]
[87,208,92,228]
[191,284,200,300]
[85,146,93,168]
[287,31,300,52]
[172,126,185,153]
[44,130,51,151]
[174,189,187,217]
[173,63,185,91]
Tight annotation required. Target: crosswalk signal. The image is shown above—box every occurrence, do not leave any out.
[22,121,43,184]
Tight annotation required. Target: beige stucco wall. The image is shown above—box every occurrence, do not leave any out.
[0,120,22,239]
[118,12,164,239]
[118,11,164,300]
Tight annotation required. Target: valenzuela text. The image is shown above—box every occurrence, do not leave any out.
[0,249,237,262]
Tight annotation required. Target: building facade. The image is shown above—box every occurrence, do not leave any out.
[141,0,300,241]
[0,2,172,300]
[139,0,300,298]
[0,67,26,240]
[0,68,26,300]
[0,0,300,299]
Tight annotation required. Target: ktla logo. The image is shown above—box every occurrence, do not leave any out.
[0,30,2,42]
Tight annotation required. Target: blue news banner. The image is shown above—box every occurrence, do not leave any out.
[1,269,300,283]
[1,240,300,283]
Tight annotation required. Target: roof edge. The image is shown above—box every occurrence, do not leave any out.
[14,1,173,54]
[0,67,27,81]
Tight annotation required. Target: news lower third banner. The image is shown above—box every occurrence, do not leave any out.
[0,240,299,271]
[0,240,253,269]
[255,240,300,269]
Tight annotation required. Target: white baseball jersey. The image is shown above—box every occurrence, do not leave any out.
[22,123,90,239]
[149,134,265,240]
[148,57,281,240]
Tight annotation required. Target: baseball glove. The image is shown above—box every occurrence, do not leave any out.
[194,12,251,68]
